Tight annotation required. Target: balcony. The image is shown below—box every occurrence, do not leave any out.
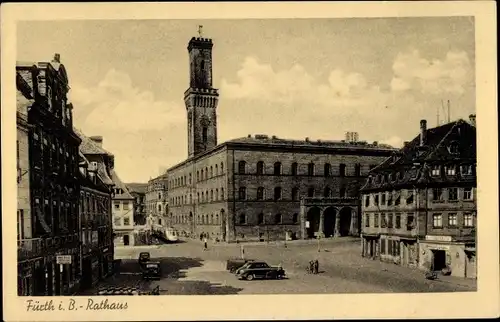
[18,234,79,261]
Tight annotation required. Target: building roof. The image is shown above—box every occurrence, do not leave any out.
[126,183,148,194]
[110,169,134,200]
[166,134,397,172]
[73,127,114,156]
[226,134,395,150]
[361,119,476,191]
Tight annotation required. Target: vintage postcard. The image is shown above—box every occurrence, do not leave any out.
[2,1,498,321]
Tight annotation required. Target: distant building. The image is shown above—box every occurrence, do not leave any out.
[17,55,82,296]
[146,174,168,231]
[74,130,115,290]
[126,183,148,226]
[360,117,477,278]
[165,35,396,242]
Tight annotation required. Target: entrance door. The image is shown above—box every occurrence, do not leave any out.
[323,207,336,237]
[338,208,352,236]
[432,250,447,271]
[123,234,130,246]
[306,207,321,238]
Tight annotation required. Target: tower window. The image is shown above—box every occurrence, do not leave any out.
[202,127,208,145]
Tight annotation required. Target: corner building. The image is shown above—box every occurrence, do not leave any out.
[166,36,396,242]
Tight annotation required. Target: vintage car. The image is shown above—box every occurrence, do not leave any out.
[236,261,285,281]
[138,252,151,266]
[142,261,162,280]
[226,258,255,273]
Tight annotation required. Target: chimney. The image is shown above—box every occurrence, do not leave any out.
[469,114,476,127]
[420,119,427,146]
[53,53,61,63]
[90,136,103,147]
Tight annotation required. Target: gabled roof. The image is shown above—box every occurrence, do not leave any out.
[73,127,114,156]
[126,183,148,194]
[361,119,476,191]
[110,169,134,200]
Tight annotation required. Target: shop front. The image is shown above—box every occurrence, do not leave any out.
[419,235,472,278]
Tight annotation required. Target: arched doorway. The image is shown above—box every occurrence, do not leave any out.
[306,207,321,238]
[323,207,337,237]
[338,208,352,236]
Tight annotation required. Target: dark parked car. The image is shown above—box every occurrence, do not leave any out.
[142,261,161,280]
[226,258,255,273]
[236,261,285,281]
[138,252,151,266]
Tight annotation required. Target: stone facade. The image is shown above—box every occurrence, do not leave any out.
[360,118,477,278]
[17,55,82,296]
[145,175,168,230]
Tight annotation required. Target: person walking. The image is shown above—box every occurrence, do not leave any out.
[203,236,208,251]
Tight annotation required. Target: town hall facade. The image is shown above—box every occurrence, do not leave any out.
[165,35,396,242]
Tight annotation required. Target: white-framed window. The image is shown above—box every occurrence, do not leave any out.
[447,213,457,227]
[446,165,456,176]
[432,213,443,228]
[124,217,130,226]
[464,213,474,227]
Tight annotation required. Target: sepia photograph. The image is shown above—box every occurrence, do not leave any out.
[2,2,498,321]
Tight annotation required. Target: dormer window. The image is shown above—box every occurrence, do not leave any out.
[431,165,441,177]
[448,141,460,154]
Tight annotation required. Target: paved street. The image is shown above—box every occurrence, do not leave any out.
[84,238,476,295]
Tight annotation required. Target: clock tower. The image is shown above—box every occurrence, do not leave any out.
[184,33,219,158]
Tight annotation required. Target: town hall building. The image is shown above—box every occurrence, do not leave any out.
[165,35,396,242]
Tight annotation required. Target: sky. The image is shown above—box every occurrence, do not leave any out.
[17,17,476,183]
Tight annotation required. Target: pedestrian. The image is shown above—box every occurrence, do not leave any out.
[203,236,208,250]
[314,259,319,274]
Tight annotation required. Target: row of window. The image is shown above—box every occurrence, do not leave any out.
[238,212,299,225]
[169,162,225,189]
[113,216,132,227]
[364,212,476,230]
[170,188,225,206]
[238,186,352,201]
[238,161,370,177]
[365,213,415,230]
[432,213,475,229]
[113,201,131,210]
[364,187,474,207]
[431,187,473,202]
[369,164,475,185]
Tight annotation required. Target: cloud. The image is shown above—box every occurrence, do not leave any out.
[390,50,472,95]
[69,69,184,132]
[220,57,384,113]
[69,69,186,182]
